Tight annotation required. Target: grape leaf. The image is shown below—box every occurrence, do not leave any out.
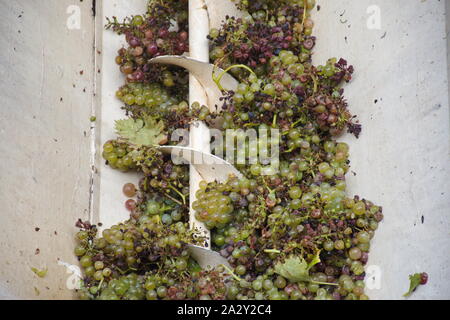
[274,251,321,283]
[275,256,310,282]
[403,273,422,297]
[307,250,322,269]
[115,116,167,146]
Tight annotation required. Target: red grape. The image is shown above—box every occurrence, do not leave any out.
[125,199,136,211]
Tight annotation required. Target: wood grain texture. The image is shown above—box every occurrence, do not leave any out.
[0,0,95,299]
[0,0,448,300]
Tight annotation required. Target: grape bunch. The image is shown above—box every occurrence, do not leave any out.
[206,53,356,137]
[102,140,137,172]
[193,181,236,229]
[116,78,185,108]
[116,82,192,137]
[74,206,218,300]
[192,172,383,300]
[210,1,316,75]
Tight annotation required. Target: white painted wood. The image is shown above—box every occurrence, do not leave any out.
[205,0,244,29]
[313,0,450,299]
[0,0,96,299]
[98,0,147,230]
[188,0,212,244]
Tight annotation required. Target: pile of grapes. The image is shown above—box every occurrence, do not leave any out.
[75,0,383,300]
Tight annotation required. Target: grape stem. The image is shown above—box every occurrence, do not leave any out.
[283,147,295,153]
[311,280,339,286]
[160,204,175,212]
[264,249,281,254]
[311,74,318,93]
[291,119,303,128]
[262,178,274,194]
[97,278,104,290]
[213,64,256,92]
[243,122,259,128]
[167,184,186,205]
[164,193,183,206]
[220,264,243,282]
[301,0,308,29]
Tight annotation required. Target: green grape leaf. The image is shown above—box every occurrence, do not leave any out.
[274,256,311,282]
[307,250,322,270]
[274,251,322,283]
[115,116,167,146]
[403,273,422,297]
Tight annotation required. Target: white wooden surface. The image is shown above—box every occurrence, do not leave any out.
[0,0,96,299]
[314,0,450,299]
[97,0,146,231]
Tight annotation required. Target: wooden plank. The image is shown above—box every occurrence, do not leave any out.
[0,0,95,299]
[96,0,147,230]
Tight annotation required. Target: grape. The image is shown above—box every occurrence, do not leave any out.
[274,276,287,289]
[125,199,136,212]
[94,261,104,270]
[80,255,92,268]
[288,186,302,199]
[74,246,86,257]
[349,247,362,260]
[123,183,136,197]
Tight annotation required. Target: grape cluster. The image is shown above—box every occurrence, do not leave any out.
[142,269,228,300]
[208,2,359,136]
[194,0,383,298]
[74,211,224,300]
[207,54,356,137]
[117,80,181,108]
[210,2,316,73]
[102,140,137,172]
[116,81,193,132]
[233,0,316,13]
[76,0,383,301]
[107,0,189,83]
[192,173,383,300]
[193,181,236,229]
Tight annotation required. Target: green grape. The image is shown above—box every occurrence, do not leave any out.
[288,186,302,199]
